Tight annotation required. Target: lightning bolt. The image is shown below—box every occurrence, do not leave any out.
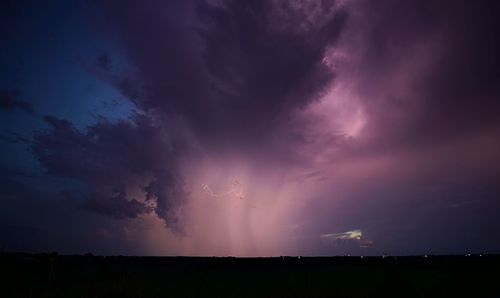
[201,179,256,208]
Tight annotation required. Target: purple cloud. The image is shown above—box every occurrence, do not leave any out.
[33,114,188,232]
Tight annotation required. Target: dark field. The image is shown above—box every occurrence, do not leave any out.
[2,253,499,297]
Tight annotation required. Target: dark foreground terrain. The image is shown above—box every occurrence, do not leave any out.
[1,253,499,297]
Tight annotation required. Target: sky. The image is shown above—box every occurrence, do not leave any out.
[1,0,500,256]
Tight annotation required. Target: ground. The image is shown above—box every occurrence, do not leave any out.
[2,253,499,297]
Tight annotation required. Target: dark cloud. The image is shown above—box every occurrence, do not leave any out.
[32,114,187,232]
[0,90,34,115]
[192,1,346,138]
[30,0,348,232]
[95,0,347,151]
[143,170,187,234]
[83,186,150,220]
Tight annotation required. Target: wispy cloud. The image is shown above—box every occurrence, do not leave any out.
[320,229,362,240]
[320,230,373,249]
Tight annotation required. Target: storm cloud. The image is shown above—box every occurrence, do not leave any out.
[2,0,500,255]
[93,0,348,151]
[31,0,350,232]
[33,114,187,231]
